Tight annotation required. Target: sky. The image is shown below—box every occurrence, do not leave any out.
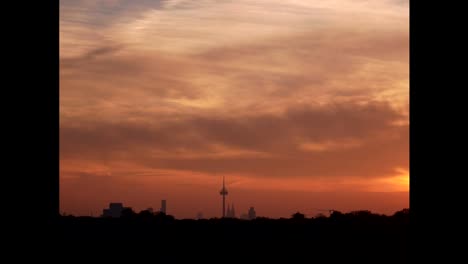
[60,0,409,219]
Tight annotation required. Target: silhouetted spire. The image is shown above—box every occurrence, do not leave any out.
[219,176,228,217]
[248,207,256,220]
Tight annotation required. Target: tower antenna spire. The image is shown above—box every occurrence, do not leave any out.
[219,175,228,218]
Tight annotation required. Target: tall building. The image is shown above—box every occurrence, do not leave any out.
[219,176,228,217]
[196,212,204,220]
[160,200,166,214]
[248,207,256,220]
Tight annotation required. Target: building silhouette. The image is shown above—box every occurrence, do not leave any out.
[160,200,167,214]
[219,176,228,217]
[102,202,131,218]
[196,212,204,220]
[226,203,236,218]
[248,207,256,220]
[238,207,256,220]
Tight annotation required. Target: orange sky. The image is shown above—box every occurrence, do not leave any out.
[60,0,409,218]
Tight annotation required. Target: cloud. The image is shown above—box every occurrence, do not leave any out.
[299,139,362,152]
[60,24,408,127]
[60,100,408,178]
[60,45,124,68]
[60,0,409,215]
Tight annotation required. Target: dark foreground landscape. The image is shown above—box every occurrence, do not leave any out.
[57,209,409,262]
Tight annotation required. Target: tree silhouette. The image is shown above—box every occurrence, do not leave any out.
[330,210,344,218]
[393,208,409,217]
[314,213,326,219]
[291,212,305,220]
[57,207,408,264]
[121,208,136,219]
[138,209,154,219]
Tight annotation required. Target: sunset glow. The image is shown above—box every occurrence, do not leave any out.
[60,0,409,218]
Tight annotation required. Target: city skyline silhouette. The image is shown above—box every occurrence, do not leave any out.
[62,175,408,219]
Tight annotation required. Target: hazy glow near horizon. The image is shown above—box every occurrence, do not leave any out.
[60,0,409,218]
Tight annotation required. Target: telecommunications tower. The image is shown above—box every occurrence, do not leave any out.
[219,176,228,218]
